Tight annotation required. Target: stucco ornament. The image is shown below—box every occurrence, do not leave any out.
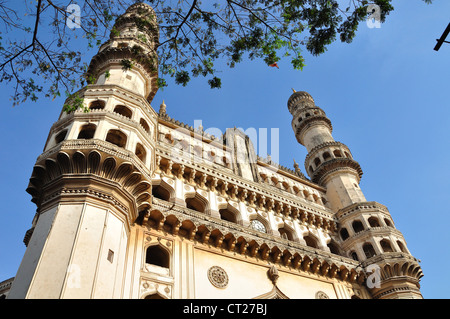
[207,266,229,289]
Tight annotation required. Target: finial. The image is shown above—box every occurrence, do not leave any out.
[292,88,296,93]
[159,100,166,115]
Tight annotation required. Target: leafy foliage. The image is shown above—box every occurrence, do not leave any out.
[0,0,433,106]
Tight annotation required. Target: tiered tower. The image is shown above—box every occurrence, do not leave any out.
[8,3,159,298]
[288,90,423,299]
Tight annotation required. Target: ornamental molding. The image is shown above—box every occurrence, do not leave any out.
[207,266,229,289]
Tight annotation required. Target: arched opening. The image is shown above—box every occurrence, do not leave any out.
[219,208,237,223]
[327,241,340,255]
[106,129,127,148]
[363,243,376,259]
[89,100,105,110]
[140,118,150,133]
[135,143,147,162]
[303,235,318,249]
[152,185,171,201]
[114,105,132,119]
[368,217,380,228]
[397,241,408,253]
[55,129,68,144]
[333,150,343,158]
[384,218,393,227]
[352,220,364,233]
[278,227,294,241]
[146,245,170,268]
[380,239,394,253]
[78,124,96,139]
[322,152,331,161]
[186,196,206,213]
[340,228,350,240]
[350,251,359,261]
[314,157,321,167]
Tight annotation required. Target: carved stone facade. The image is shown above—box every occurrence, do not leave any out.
[6,3,423,299]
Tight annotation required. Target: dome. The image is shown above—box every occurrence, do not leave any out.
[287,90,315,115]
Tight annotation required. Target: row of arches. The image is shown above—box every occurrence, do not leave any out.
[349,238,409,262]
[151,183,335,255]
[89,100,151,134]
[340,216,394,241]
[309,149,352,175]
[53,124,148,164]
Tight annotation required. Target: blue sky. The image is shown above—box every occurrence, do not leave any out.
[0,0,449,299]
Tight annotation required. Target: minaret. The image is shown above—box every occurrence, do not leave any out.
[288,90,365,211]
[288,90,424,299]
[8,3,159,299]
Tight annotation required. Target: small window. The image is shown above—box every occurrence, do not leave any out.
[363,243,376,259]
[340,228,350,241]
[135,143,147,162]
[303,235,318,248]
[140,118,150,133]
[314,157,321,167]
[352,220,364,233]
[219,209,237,223]
[350,251,359,261]
[146,245,169,268]
[78,124,96,139]
[368,217,380,228]
[333,150,343,158]
[152,185,171,201]
[323,152,331,161]
[89,100,105,110]
[106,129,127,148]
[380,239,394,253]
[55,130,68,144]
[186,197,205,213]
[107,249,114,263]
[114,105,132,119]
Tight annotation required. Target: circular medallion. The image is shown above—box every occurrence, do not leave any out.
[207,266,229,289]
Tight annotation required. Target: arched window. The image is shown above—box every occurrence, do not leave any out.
[278,227,294,241]
[397,241,407,253]
[314,157,321,167]
[322,152,331,161]
[140,118,150,133]
[78,124,96,139]
[106,129,127,148]
[333,150,343,158]
[384,218,393,227]
[380,239,394,253]
[135,143,146,162]
[363,243,376,259]
[352,220,364,233]
[55,129,68,144]
[219,208,237,223]
[89,100,105,110]
[303,235,318,249]
[186,196,206,213]
[368,217,380,228]
[340,228,350,240]
[327,241,340,255]
[152,185,171,201]
[350,251,359,261]
[146,245,170,268]
[113,105,132,119]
